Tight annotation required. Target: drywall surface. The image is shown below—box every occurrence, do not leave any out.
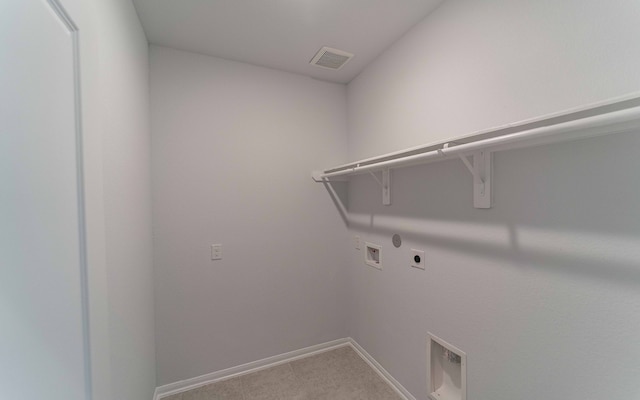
[346,0,640,399]
[95,1,157,399]
[150,46,349,385]
[346,134,640,400]
[348,0,640,160]
[2,1,156,399]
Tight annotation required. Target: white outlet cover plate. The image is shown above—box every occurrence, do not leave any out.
[211,244,222,260]
[354,235,361,250]
[410,249,425,270]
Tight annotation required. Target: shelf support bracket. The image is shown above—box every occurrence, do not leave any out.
[458,151,492,209]
[382,169,391,206]
[369,170,392,206]
[368,171,383,188]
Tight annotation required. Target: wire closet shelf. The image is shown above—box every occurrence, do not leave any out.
[312,94,640,208]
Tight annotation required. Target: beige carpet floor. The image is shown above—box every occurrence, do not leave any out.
[163,346,402,400]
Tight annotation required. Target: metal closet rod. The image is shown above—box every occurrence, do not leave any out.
[315,94,640,180]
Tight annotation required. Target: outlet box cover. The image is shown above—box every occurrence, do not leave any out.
[364,242,382,270]
[428,333,466,400]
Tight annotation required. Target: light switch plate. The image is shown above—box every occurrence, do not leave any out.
[354,235,361,250]
[211,244,222,260]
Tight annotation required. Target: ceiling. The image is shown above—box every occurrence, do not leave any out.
[132,0,444,84]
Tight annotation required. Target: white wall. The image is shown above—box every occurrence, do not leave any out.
[150,46,349,385]
[346,0,640,399]
[97,1,156,399]
[348,0,640,159]
[58,1,156,399]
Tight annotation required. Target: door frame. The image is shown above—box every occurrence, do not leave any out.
[46,1,92,398]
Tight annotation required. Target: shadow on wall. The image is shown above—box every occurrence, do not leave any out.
[323,181,349,227]
[322,130,640,287]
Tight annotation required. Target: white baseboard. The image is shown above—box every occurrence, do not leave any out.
[347,338,416,400]
[153,337,415,400]
[154,338,350,399]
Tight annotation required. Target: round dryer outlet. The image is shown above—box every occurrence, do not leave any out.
[410,249,425,270]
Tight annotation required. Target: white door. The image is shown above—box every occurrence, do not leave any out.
[0,1,89,399]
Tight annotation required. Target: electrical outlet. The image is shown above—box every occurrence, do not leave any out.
[354,235,361,250]
[410,249,425,270]
[211,244,222,260]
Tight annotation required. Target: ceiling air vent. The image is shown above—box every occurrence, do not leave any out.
[310,46,354,70]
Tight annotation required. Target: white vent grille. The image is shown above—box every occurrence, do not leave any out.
[310,47,354,70]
